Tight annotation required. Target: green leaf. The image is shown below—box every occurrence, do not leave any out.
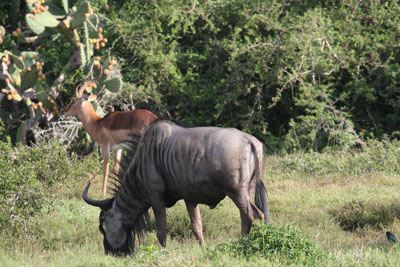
[8,53,25,70]
[44,2,66,18]
[16,120,28,144]
[84,21,91,65]
[35,11,60,27]
[0,109,10,122]
[26,14,45,35]
[21,51,39,60]
[62,0,69,14]
[87,14,99,38]
[8,64,22,87]
[35,83,53,109]
[71,1,90,29]
[91,101,104,117]
[80,44,87,69]
[97,56,110,87]
[0,25,5,36]
[21,69,38,91]
[104,77,122,93]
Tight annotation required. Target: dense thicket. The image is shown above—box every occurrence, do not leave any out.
[1,0,399,152]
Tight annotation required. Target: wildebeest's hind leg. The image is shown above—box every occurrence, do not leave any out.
[228,192,265,235]
[185,201,204,246]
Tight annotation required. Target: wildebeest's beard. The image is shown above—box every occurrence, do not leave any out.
[99,210,135,256]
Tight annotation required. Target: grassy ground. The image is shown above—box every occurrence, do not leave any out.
[1,142,400,266]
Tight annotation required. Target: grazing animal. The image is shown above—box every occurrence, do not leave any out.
[386,231,397,243]
[61,65,158,196]
[83,119,270,255]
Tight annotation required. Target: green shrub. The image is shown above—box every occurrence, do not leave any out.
[330,200,400,231]
[267,139,400,181]
[213,224,326,265]
[0,138,96,236]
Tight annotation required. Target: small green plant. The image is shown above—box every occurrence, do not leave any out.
[213,224,326,265]
[330,200,400,231]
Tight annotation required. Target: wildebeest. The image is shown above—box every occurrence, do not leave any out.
[83,119,270,255]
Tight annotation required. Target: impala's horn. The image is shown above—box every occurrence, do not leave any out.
[82,182,113,210]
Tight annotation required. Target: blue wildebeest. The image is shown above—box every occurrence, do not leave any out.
[83,119,270,255]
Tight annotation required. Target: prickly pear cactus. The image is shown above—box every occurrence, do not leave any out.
[0,0,122,144]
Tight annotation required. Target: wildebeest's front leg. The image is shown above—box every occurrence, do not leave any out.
[152,201,167,247]
[185,201,204,246]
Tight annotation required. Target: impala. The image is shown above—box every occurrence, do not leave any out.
[61,66,158,195]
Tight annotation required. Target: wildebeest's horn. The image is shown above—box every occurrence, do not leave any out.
[82,182,113,209]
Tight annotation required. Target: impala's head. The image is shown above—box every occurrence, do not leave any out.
[82,183,135,256]
[60,64,103,118]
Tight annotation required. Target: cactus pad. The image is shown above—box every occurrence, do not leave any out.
[35,11,60,28]
[0,26,5,36]
[26,14,46,35]
[104,77,122,93]
[71,1,90,29]
[35,83,53,109]
[44,2,66,18]
[21,68,39,91]
[62,0,69,14]
[8,53,25,70]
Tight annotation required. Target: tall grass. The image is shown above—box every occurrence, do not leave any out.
[1,140,400,266]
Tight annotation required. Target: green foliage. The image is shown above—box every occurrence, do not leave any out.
[213,224,326,265]
[0,0,121,144]
[330,200,400,231]
[266,139,400,180]
[1,139,400,265]
[0,139,95,236]
[103,0,400,151]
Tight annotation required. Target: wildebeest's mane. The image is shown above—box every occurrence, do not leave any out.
[108,139,150,244]
[152,117,191,128]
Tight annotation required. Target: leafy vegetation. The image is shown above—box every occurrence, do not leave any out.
[1,0,400,266]
[214,224,326,265]
[0,126,97,237]
[1,0,399,151]
[330,200,400,231]
[0,0,122,144]
[0,139,400,266]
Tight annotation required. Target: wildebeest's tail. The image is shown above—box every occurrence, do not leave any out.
[253,141,270,224]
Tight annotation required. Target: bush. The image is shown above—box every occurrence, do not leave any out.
[266,139,400,181]
[0,137,96,236]
[330,200,400,231]
[213,224,326,265]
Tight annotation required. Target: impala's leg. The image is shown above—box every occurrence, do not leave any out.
[113,149,122,174]
[185,201,204,246]
[101,144,110,196]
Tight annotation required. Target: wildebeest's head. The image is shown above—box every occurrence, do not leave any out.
[83,182,135,255]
